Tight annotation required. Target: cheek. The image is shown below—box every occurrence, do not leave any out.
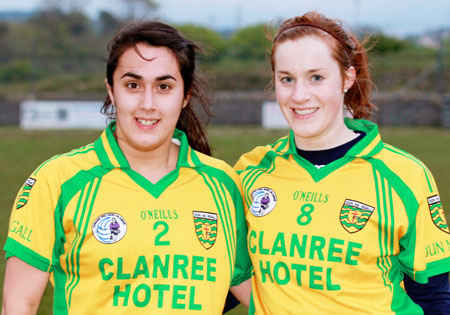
[323,91,345,114]
[275,85,288,104]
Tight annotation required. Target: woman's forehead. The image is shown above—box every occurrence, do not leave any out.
[274,36,337,69]
[114,44,180,76]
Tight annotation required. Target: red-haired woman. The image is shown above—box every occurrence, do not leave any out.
[235,11,450,314]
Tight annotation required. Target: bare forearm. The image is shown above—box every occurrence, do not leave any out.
[230,278,252,308]
[2,257,49,315]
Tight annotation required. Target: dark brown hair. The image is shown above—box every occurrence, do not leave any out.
[270,12,375,119]
[102,20,213,155]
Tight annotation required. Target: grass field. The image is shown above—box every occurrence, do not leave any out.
[0,125,448,314]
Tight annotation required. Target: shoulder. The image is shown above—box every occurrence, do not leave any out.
[192,150,241,186]
[375,143,437,192]
[30,143,99,182]
[378,143,432,175]
[234,135,290,172]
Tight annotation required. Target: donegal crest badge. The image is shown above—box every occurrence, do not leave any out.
[340,199,375,233]
[428,195,449,234]
[193,211,218,250]
[16,177,37,210]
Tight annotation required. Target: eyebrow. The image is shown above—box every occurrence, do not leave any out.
[156,75,176,82]
[276,70,291,75]
[120,73,177,82]
[276,68,325,75]
[121,72,142,80]
[306,68,325,73]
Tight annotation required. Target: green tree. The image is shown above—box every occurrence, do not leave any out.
[99,10,122,36]
[227,24,273,61]
[10,9,102,75]
[118,0,159,19]
[176,24,227,63]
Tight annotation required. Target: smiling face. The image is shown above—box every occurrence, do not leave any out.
[274,36,356,150]
[107,43,189,156]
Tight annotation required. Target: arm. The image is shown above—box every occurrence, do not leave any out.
[230,278,251,308]
[404,273,450,313]
[2,256,50,315]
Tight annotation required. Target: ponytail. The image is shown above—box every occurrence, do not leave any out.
[345,35,375,119]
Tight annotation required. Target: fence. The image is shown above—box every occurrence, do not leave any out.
[0,91,449,127]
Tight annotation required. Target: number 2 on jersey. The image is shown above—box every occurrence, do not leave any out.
[153,221,170,246]
[297,203,315,226]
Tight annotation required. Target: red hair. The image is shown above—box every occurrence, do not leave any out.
[270,12,375,120]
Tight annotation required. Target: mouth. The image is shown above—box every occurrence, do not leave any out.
[293,108,318,116]
[136,118,159,126]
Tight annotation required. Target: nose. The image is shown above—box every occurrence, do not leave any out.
[140,88,155,110]
[291,81,310,104]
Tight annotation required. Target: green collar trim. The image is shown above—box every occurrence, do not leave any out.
[94,122,191,169]
[285,118,384,182]
[94,122,192,198]
[344,118,383,158]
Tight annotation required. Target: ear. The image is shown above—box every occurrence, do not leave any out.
[182,93,191,109]
[106,79,115,105]
[343,66,356,92]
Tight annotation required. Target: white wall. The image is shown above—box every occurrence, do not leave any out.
[261,101,289,129]
[20,101,107,130]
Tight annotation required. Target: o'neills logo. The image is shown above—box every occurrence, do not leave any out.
[428,195,449,234]
[250,187,277,217]
[92,213,127,244]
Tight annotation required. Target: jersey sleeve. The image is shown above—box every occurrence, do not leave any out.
[228,169,253,287]
[399,168,450,283]
[4,161,62,272]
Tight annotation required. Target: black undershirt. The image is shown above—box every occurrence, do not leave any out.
[296,131,366,168]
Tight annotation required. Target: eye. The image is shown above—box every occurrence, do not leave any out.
[126,82,139,89]
[280,76,294,84]
[158,83,172,91]
[311,75,324,82]
[160,83,170,90]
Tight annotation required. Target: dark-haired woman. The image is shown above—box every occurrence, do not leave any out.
[235,12,450,314]
[3,21,251,314]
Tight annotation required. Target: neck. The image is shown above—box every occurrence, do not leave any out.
[118,139,180,184]
[295,120,358,151]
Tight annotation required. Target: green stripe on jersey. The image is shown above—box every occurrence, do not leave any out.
[53,166,108,314]
[65,186,86,307]
[374,170,394,290]
[271,137,289,153]
[198,171,234,281]
[195,164,244,283]
[370,159,422,282]
[33,145,95,176]
[68,177,102,305]
[384,144,435,192]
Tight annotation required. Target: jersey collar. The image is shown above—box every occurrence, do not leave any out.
[286,118,383,159]
[285,118,384,182]
[94,121,190,170]
[344,118,383,158]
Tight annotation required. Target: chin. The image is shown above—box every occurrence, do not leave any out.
[292,124,320,137]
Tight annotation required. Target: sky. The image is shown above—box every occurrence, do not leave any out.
[0,0,449,37]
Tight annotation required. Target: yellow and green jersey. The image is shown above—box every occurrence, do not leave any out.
[234,118,450,314]
[5,122,251,314]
